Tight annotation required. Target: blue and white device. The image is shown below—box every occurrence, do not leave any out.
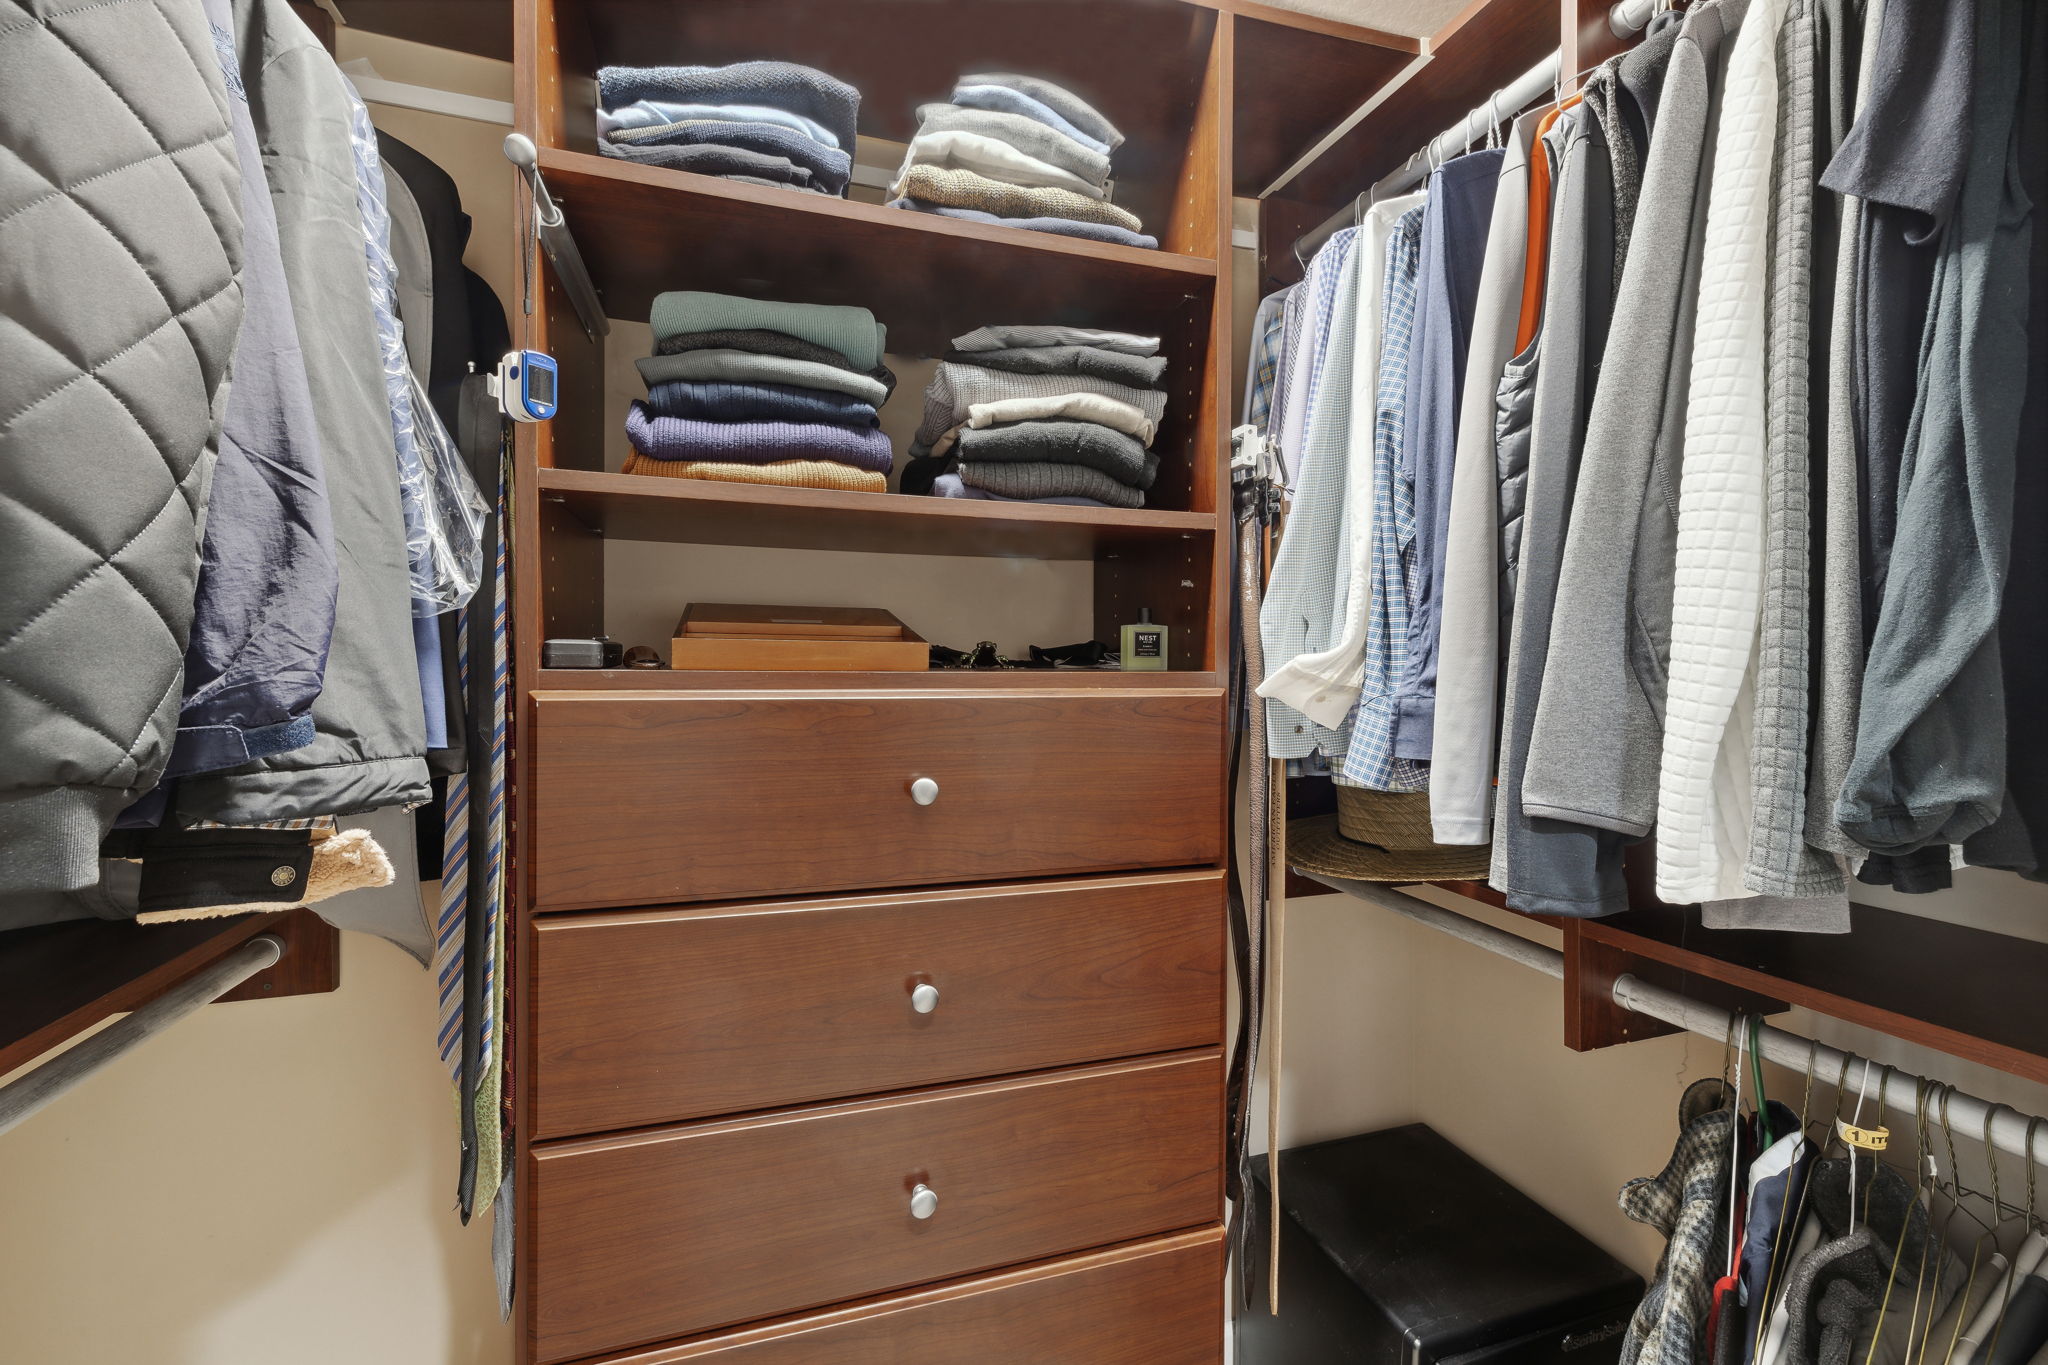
[493,349,559,422]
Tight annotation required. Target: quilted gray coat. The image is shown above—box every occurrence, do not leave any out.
[0,0,245,896]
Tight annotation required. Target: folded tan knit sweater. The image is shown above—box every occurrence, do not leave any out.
[622,451,886,493]
[897,164,1143,233]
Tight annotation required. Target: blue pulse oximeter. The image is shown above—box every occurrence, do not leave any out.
[493,349,559,422]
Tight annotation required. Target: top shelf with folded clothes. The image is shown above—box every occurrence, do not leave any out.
[529,147,1216,358]
[528,0,1225,256]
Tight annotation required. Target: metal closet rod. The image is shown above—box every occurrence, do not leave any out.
[1290,0,1660,265]
[1312,877,2048,1168]
[0,933,284,1139]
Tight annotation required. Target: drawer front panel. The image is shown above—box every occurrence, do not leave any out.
[587,1228,1225,1364]
[529,1051,1223,1363]
[533,873,1225,1137]
[530,690,1224,908]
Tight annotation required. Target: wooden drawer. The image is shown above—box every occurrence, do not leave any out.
[536,879,1220,1137]
[531,871,1224,1137]
[530,689,1224,909]
[528,1051,1223,1363]
[583,1228,1225,1364]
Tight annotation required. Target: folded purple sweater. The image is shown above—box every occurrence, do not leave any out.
[626,400,894,472]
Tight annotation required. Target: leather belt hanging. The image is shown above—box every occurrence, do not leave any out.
[1228,425,1285,1309]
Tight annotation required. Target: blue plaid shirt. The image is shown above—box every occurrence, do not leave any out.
[1243,289,1290,434]
[1342,207,1431,792]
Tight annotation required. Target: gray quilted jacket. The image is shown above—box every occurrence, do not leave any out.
[0,0,245,896]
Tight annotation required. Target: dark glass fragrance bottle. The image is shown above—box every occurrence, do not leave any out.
[1121,607,1168,671]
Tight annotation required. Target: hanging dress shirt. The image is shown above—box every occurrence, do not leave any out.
[1243,289,1291,435]
[1390,151,1503,764]
[1337,205,1432,791]
[1260,228,1362,761]
[1258,194,1424,736]
[1431,113,1542,844]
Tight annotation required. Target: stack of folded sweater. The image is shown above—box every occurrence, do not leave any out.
[887,73,1153,249]
[904,324,1168,508]
[596,61,858,197]
[626,290,897,492]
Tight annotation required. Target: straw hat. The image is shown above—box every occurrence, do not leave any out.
[1286,787,1492,883]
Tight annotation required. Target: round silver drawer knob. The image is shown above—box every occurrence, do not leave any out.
[909,1183,939,1220]
[909,777,939,806]
[909,982,940,1014]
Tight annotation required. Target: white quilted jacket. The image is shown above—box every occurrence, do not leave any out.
[1656,0,1788,904]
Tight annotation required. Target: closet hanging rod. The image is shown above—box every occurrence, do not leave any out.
[0,933,283,1139]
[1288,0,1660,265]
[1310,876,2048,1167]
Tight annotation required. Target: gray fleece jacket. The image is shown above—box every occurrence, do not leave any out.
[1522,0,1745,840]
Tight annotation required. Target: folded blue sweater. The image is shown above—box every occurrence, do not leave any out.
[645,380,879,428]
[626,401,894,472]
[599,62,860,154]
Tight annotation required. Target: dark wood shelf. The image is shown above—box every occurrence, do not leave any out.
[539,149,1215,356]
[1258,0,1560,284]
[1572,904,2048,1086]
[536,668,1223,691]
[1421,878,2048,1087]
[539,466,1218,559]
[1230,7,1420,197]
[0,909,339,1078]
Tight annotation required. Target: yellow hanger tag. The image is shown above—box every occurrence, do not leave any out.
[1837,1119,1891,1152]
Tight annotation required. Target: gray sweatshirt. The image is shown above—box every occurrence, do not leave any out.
[1522,0,1744,840]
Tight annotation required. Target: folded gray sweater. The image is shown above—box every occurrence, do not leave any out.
[953,324,1159,356]
[955,420,1158,489]
[912,102,1112,184]
[655,326,854,369]
[944,344,1166,388]
[605,118,850,191]
[962,72,1123,150]
[599,137,814,187]
[959,459,1145,509]
[915,360,1169,451]
[637,349,891,406]
[598,62,860,152]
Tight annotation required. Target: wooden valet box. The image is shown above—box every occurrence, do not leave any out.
[670,603,928,671]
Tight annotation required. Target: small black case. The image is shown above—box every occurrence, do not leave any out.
[1238,1125,1643,1364]
[543,636,623,668]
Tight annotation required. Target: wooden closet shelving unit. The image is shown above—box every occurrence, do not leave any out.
[506,2,1428,1361]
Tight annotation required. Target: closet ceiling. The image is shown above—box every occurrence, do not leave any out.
[1245,0,1470,39]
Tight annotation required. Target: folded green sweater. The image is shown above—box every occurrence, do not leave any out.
[648,290,886,369]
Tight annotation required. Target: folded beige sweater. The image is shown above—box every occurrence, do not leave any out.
[621,451,886,493]
[897,164,1143,233]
